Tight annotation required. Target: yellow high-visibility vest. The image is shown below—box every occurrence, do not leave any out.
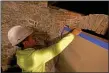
[16,33,75,72]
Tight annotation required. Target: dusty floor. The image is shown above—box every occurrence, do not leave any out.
[1,1,108,72]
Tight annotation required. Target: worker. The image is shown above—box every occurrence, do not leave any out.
[8,25,81,72]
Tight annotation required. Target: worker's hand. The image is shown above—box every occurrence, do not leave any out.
[72,28,82,35]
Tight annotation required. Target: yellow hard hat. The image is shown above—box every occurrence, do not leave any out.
[8,26,33,46]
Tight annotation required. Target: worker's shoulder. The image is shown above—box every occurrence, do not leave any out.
[16,48,35,54]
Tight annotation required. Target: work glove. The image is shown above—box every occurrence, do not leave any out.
[72,28,82,36]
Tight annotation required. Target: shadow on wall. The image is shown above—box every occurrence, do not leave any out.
[48,1,108,15]
[82,29,109,40]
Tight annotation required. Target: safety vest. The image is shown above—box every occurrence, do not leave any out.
[16,33,75,72]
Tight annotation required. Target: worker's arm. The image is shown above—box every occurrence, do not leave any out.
[39,28,82,63]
